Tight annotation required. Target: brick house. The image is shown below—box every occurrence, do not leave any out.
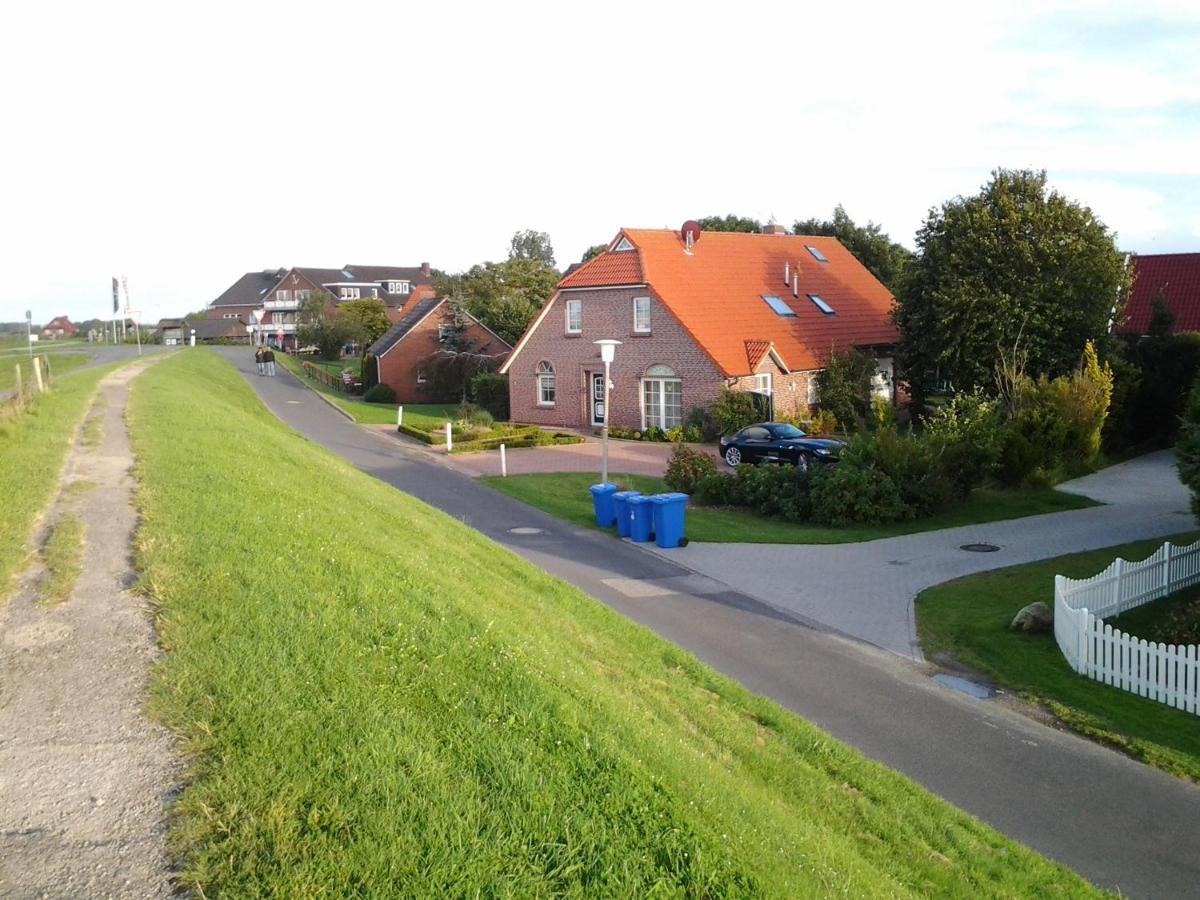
[499,223,898,431]
[1115,252,1200,336]
[208,270,286,325]
[41,316,77,339]
[367,290,511,403]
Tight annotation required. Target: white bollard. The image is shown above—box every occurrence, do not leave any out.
[445,421,453,453]
[396,405,404,428]
[500,443,507,477]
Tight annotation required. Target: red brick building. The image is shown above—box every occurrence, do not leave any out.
[500,224,899,431]
[1116,252,1200,336]
[368,291,510,403]
[41,316,77,339]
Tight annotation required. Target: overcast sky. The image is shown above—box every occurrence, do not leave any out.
[3,0,1198,326]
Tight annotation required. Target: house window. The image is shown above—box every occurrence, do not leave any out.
[613,236,635,252]
[388,280,411,294]
[633,296,651,333]
[416,368,427,384]
[438,323,454,342]
[537,360,556,406]
[340,287,360,300]
[565,299,582,334]
[277,289,291,302]
[296,290,311,302]
[754,373,772,396]
[808,293,835,315]
[642,365,682,429]
[806,245,829,263]
[369,287,379,298]
[762,294,796,317]
[807,375,820,406]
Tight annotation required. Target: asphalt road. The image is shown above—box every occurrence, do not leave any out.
[216,348,1200,899]
[0,343,167,403]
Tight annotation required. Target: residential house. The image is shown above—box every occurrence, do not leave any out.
[208,270,287,325]
[41,316,77,339]
[189,317,251,344]
[1116,252,1200,337]
[155,318,187,345]
[499,223,898,431]
[367,290,511,403]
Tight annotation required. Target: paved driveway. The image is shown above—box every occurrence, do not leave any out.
[643,451,1193,658]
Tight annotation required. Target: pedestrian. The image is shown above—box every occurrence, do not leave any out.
[255,346,265,376]
[266,346,276,377]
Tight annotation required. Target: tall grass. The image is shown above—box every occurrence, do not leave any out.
[129,351,1098,897]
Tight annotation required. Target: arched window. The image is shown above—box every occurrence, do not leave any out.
[642,364,682,428]
[536,360,556,406]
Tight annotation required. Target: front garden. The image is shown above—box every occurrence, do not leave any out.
[916,533,1200,783]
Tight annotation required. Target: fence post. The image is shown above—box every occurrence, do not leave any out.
[32,357,44,394]
[397,405,404,429]
[1112,558,1125,612]
[1163,542,1173,596]
[500,443,507,477]
[445,422,453,453]
[41,353,52,386]
[14,363,21,397]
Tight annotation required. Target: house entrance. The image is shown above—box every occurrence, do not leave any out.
[590,372,605,427]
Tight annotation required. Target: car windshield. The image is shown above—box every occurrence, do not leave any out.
[770,424,806,438]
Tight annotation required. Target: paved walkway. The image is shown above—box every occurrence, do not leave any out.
[216,348,1200,898]
[643,451,1190,658]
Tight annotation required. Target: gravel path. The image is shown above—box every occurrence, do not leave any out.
[0,361,177,898]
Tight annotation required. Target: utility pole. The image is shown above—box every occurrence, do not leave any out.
[122,276,141,356]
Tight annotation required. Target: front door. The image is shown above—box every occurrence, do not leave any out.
[591,372,605,427]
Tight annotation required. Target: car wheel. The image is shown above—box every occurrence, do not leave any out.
[724,446,741,467]
[795,453,810,472]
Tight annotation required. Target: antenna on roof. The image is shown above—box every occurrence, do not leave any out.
[792,269,799,298]
[784,261,789,285]
[681,220,701,255]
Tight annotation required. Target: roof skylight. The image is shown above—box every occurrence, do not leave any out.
[762,295,796,317]
[806,245,829,263]
[341,269,354,279]
[808,294,835,315]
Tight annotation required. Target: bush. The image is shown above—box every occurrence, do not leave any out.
[1176,378,1200,518]
[1106,333,1200,453]
[810,463,911,526]
[456,402,494,429]
[710,388,760,436]
[1152,597,1200,646]
[922,389,1004,498]
[664,444,717,494]
[363,383,396,404]
[816,348,877,431]
[693,472,736,506]
[806,409,839,437]
[685,406,721,442]
[361,353,379,392]
[470,371,510,421]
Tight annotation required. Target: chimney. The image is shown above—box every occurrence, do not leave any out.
[761,224,787,235]
[420,261,431,278]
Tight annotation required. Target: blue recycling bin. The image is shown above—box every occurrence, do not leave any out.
[628,495,655,543]
[612,490,641,537]
[588,482,619,528]
[649,492,690,548]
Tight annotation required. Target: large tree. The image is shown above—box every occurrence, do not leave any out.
[895,169,1130,403]
[792,205,913,293]
[297,290,352,360]
[697,214,762,233]
[339,298,391,347]
[508,229,556,265]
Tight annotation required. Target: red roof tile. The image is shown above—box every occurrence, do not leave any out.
[621,229,897,375]
[1118,253,1200,335]
[558,245,644,288]
[744,339,773,371]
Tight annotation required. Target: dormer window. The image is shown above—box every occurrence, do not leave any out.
[387,280,411,294]
[339,287,360,300]
[613,237,634,252]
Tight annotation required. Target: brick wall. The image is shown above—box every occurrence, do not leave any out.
[506,288,726,430]
[377,304,509,404]
[729,356,821,418]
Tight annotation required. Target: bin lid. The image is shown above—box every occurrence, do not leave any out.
[613,490,642,499]
[627,494,653,505]
[649,492,690,504]
[588,482,618,495]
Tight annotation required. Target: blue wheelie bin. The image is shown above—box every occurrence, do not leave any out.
[649,492,690,548]
[588,482,618,528]
[612,490,641,537]
[628,494,655,542]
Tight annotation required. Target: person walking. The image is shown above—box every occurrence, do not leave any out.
[255,346,265,376]
[265,346,276,377]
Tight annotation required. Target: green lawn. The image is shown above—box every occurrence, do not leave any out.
[0,363,119,598]
[126,350,1097,897]
[306,357,361,379]
[917,534,1200,782]
[482,472,1099,544]
[0,352,91,391]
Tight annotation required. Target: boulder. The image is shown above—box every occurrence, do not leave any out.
[1010,602,1053,634]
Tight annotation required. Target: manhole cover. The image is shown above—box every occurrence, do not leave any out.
[508,527,545,535]
[960,543,1000,553]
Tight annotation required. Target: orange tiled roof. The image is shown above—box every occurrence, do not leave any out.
[744,339,773,371]
[598,229,898,374]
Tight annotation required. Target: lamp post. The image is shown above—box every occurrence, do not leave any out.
[593,339,622,485]
[25,310,32,359]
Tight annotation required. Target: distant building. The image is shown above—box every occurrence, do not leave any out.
[41,316,77,339]
[1116,253,1200,337]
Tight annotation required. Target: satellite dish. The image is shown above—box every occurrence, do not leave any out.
[681,220,701,246]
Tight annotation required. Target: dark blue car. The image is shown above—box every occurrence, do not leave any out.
[719,422,844,471]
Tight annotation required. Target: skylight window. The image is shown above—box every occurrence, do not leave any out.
[341,269,354,279]
[806,245,829,263]
[762,295,796,317]
[808,294,835,315]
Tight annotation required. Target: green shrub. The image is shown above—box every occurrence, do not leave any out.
[922,389,1004,498]
[693,472,736,506]
[685,406,721,442]
[456,401,494,429]
[810,463,911,525]
[710,388,760,435]
[363,383,396,404]
[1152,597,1200,645]
[663,444,717,494]
[1176,378,1200,518]
[470,371,510,421]
[816,348,877,431]
[361,353,379,392]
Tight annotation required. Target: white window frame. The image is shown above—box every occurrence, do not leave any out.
[340,286,360,300]
[754,372,772,396]
[807,375,820,406]
[416,368,427,384]
[613,236,635,252]
[296,289,311,302]
[277,289,291,302]
[633,296,651,333]
[640,370,682,430]
[536,361,556,406]
[565,299,582,334]
[438,323,454,342]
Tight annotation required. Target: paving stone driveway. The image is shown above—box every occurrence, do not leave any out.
[642,451,1193,659]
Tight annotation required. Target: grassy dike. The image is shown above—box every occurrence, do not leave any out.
[128,351,1099,897]
[0,363,118,597]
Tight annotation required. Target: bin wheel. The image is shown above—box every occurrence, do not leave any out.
[679,538,689,547]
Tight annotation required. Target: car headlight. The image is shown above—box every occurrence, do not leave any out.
[813,448,832,456]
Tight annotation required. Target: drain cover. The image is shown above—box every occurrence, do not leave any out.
[960,542,1000,553]
[508,527,545,535]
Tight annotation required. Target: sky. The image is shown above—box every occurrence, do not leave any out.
[2,0,1198,326]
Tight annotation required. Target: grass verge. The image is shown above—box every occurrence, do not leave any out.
[916,533,1200,782]
[38,515,84,605]
[0,352,91,391]
[0,364,118,598]
[482,472,1099,544]
[276,352,453,426]
[127,350,1098,896]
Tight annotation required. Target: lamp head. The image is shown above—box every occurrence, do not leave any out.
[593,338,622,364]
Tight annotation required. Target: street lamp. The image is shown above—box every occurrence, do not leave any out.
[25,310,32,359]
[593,339,622,485]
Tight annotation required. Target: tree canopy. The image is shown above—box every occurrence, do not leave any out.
[697,214,762,233]
[580,243,607,263]
[297,290,351,360]
[894,169,1130,401]
[339,298,391,347]
[792,205,913,293]
[508,230,556,266]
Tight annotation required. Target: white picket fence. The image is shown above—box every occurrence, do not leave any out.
[1054,538,1200,715]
